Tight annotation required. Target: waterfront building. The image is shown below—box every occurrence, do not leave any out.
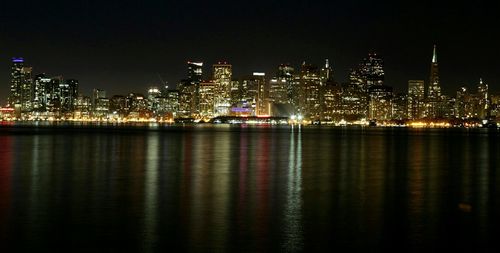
[368,85,393,121]
[392,93,408,120]
[350,53,384,92]
[408,80,425,119]
[298,62,322,121]
[60,79,79,113]
[213,62,232,116]
[9,58,33,114]
[199,81,216,119]
[109,95,128,116]
[427,45,441,118]
[477,78,490,119]
[33,74,51,112]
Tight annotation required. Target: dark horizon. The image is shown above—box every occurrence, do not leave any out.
[1,0,498,103]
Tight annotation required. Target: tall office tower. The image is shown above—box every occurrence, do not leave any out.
[427,45,441,118]
[92,88,108,117]
[428,45,441,99]
[187,62,203,114]
[321,81,342,122]
[268,77,288,105]
[177,62,200,118]
[147,86,161,114]
[45,76,64,113]
[33,74,51,112]
[177,80,196,118]
[340,83,369,121]
[164,89,180,116]
[392,93,408,120]
[368,85,393,120]
[213,62,232,116]
[298,62,322,121]
[277,64,295,105]
[320,59,333,82]
[74,94,92,118]
[199,81,216,119]
[59,79,79,113]
[9,58,33,113]
[253,72,269,116]
[359,53,384,88]
[408,80,425,119]
[109,95,128,116]
[230,79,241,105]
[187,62,203,83]
[477,78,490,119]
[455,87,470,119]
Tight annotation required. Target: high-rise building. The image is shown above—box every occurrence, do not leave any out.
[147,86,161,114]
[339,83,368,121]
[428,45,441,99]
[392,93,408,120]
[187,62,203,83]
[426,45,442,118]
[477,78,490,119]
[408,80,425,119]
[368,85,393,121]
[254,72,269,116]
[9,58,33,113]
[92,88,109,117]
[277,64,295,106]
[60,79,79,113]
[320,59,333,82]
[45,76,64,113]
[351,53,384,91]
[199,81,216,119]
[298,62,322,121]
[213,62,232,115]
[33,74,51,112]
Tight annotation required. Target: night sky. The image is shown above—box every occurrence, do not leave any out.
[1,0,498,103]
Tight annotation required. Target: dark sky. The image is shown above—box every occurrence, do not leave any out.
[1,0,499,103]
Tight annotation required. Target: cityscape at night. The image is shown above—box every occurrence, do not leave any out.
[1,1,500,252]
[2,46,499,127]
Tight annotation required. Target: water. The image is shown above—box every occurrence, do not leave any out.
[1,125,499,252]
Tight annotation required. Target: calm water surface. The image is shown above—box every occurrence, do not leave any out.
[1,125,499,252]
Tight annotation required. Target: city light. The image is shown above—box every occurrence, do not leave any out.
[2,51,499,128]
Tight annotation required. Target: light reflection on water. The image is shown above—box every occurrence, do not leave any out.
[0,126,499,252]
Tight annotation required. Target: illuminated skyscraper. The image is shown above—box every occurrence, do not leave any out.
[33,74,51,111]
[477,78,490,119]
[60,79,79,113]
[428,45,441,99]
[213,62,232,115]
[320,59,333,82]
[350,53,384,91]
[187,62,203,83]
[368,85,393,120]
[199,81,216,118]
[427,45,442,118]
[9,57,33,113]
[298,62,322,121]
[277,64,295,106]
[178,62,203,118]
[408,80,425,119]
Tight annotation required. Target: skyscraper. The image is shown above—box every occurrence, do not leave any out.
[213,62,232,116]
[33,74,51,112]
[298,62,322,121]
[477,78,490,119]
[408,80,425,119]
[9,58,33,113]
[187,62,203,83]
[427,45,442,118]
[428,45,441,99]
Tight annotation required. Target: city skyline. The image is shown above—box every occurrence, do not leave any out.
[3,45,498,126]
[1,1,499,102]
